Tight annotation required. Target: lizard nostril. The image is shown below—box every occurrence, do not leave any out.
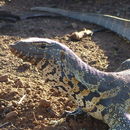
[9,44,14,48]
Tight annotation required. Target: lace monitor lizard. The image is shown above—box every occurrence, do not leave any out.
[10,38,130,130]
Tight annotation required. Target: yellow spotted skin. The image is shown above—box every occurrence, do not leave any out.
[10,38,130,130]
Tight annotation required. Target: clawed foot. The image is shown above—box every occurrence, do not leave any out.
[62,107,88,122]
[61,108,109,130]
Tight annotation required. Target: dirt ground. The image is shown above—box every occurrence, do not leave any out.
[0,0,130,129]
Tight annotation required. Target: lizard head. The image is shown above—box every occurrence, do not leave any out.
[9,37,70,65]
[10,37,78,90]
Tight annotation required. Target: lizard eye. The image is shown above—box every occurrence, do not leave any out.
[40,44,47,49]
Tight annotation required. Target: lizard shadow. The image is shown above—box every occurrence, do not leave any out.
[92,31,130,71]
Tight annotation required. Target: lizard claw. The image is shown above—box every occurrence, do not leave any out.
[62,108,88,122]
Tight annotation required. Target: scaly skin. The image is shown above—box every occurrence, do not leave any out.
[31,7,130,41]
[10,38,130,130]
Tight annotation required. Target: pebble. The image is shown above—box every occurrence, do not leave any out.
[26,88,31,94]
[37,115,43,120]
[5,111,18,120]
[12,101,18,107]
[0,105,5,111]
[39,99,50,108]
[14,79,23,87]
[0,75,8,82]
[17,63,30,72]
[63,36,69,41]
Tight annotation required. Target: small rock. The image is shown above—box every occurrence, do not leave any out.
[14,79,23,87]
[12,101,18,107]
[37,115,43,120]
[26,88,31,94]
[39,99,50,108]
[33,125,41,130]
[5,111,18,120]
[0,75,8,82]
[63,36,69,41]
[10,90,18,97]
[17,63,30,72]
[0,105,5,111]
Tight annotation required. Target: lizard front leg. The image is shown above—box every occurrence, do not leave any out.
[63,107,88,121]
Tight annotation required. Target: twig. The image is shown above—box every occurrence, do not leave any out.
[17,94,26,105]
[32,112,38,122]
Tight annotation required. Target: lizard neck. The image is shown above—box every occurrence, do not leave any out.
[61,51,106,89]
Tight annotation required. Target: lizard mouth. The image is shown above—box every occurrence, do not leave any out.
[10,44,25,58]
[9,44,42,65]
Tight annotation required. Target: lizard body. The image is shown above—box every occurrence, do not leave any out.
[10,38,130,129]
[31,7,130,41]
